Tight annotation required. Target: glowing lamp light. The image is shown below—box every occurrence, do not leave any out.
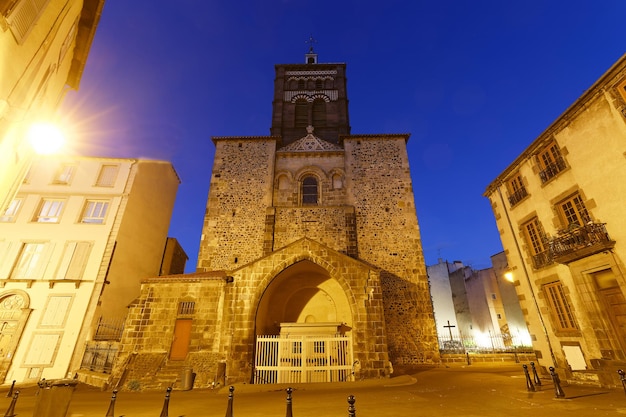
[27,122,65,154]
[504,271,514,283]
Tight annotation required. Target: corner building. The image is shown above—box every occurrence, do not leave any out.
[114,50,437,389]
[485,54,626,387]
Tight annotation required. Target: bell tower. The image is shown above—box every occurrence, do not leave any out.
[270,38,351,146]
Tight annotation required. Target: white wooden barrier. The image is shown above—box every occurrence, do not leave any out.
[254,334,354,384]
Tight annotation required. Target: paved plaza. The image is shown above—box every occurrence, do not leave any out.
[3,364,626,417]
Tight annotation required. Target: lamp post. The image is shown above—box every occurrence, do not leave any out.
[496,184,558,368]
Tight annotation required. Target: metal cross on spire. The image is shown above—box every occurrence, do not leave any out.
[305,34,317,53]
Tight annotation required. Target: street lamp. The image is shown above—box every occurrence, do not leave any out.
[26,122,65,155]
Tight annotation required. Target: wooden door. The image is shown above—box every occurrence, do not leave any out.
[169,319,192,360]
[600,287,626,347]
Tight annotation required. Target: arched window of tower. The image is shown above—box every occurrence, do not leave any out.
[295,99,308,128]
[312,99,326,127]
[302,176,318,205]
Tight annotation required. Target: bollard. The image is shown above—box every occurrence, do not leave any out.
[618,369,626,395]
[549,367,565,398]
[105,390,117,417]
[224,386,234,417]
[159,386,172,417]
[347,395,356,417]
[530,362,542,386]
[522,364,535,392]
[285,387,293,417]
[5,380,15,398]
[3,390,19,417]
[466,352,471,366]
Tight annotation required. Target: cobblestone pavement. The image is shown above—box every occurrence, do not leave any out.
[3,364,626,417]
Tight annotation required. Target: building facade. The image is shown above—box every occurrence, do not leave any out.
[0,156,179,383]
[0,0,105,215]
[428,253,529,350]
[110,49,438,390]
[485,54,626,386]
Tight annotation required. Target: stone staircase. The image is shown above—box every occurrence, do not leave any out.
[142,360,189,391]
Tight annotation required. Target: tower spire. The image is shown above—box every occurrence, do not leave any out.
[305,35,318,64]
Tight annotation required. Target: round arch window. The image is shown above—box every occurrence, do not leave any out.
[302,177,318,204]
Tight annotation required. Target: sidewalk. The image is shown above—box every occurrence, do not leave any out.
[1,364,625,416]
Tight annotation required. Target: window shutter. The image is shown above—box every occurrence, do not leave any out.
[56,241,91,280]
[0,241,13,278]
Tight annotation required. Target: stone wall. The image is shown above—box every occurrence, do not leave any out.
[343,135,438,365]
[112,275,231,390]
[273,206,355,254]
[197,138,276,271]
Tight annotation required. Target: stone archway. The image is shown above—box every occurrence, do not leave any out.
[255,259,352,335]
[253,260,354,383]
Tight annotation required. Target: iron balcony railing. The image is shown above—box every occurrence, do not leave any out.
[531,250,553,269]
[549,223,615,264]
[538,157,567,183]
[508,186,529,207]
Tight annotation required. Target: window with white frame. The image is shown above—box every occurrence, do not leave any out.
[95,164,119,187]
[0,198,22,222]
[11,242,49,279]
[34,199,64,223]
[53,164,76,184]
[81,200,109,224]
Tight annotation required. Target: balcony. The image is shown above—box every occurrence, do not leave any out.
[550,223,615,264]
[531,250,553,269]
[508,186,529,207]
[538,157,567,183]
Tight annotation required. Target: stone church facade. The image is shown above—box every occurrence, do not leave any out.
[110,49,437,389]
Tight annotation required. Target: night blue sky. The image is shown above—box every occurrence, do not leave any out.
[61,1,625,272]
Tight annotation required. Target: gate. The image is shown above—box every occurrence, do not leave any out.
[254,334,353,384]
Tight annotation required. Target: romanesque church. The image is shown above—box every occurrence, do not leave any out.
[111,48,438,388]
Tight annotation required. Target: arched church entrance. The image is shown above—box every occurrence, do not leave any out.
[253,260,354,384]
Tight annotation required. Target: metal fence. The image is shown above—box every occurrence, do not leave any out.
[93,316,125,341]
[80,341,118,374]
